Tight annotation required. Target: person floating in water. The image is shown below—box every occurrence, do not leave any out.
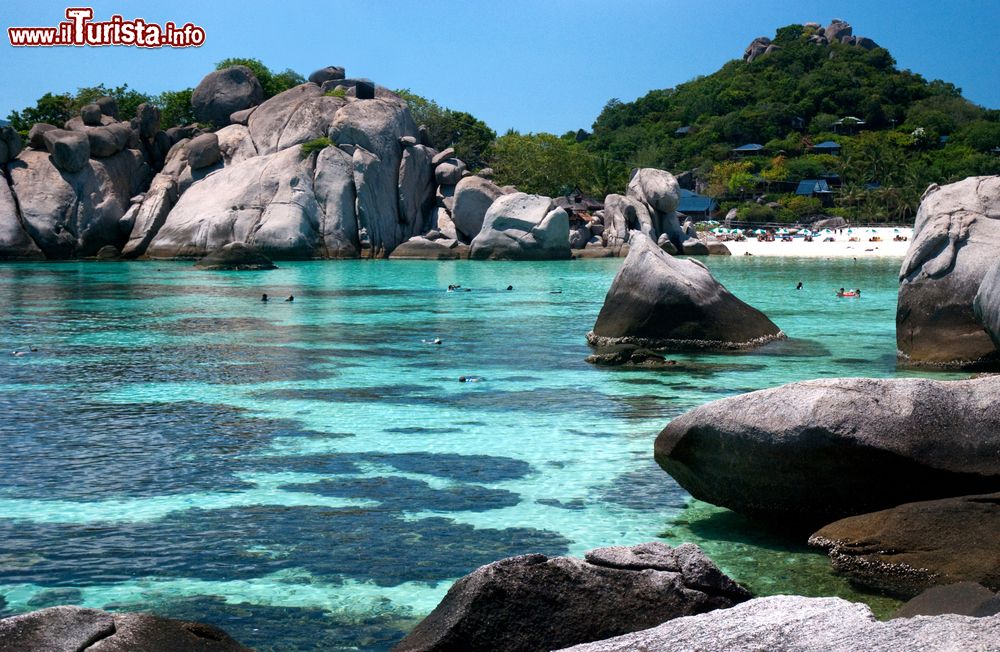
[837,287,845,297]
[855,288,862,296]
[458,376,482,383]
[285,295,294,302]
[506,285,513,291]
[261,293,268,302]
[422,338,443,345]
[796,281,803,290]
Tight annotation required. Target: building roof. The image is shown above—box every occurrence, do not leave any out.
[675,126,692,135]
[678,189,717,213]
[833,116,866,125]
[732,143,765,152]
[795,179,832,195]
[812,140,841,150]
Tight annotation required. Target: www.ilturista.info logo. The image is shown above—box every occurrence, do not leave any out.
[8,7,205,48]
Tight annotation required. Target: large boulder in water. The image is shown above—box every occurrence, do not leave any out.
[9,148,148,258]
[392,542,749,652]
[897,176,1000,368]
[587,233,782,350]
[0,605,251,651]
[469,192,571,260]
[144,144,351,260]
[388,235,462,260]
[194,242,276,270]
[192,65,264,128]
[655,375,1000,528]
[974,258,1000,348]
[451,175,504,242]
[809,493,1000,598]
[558,595,1000,652]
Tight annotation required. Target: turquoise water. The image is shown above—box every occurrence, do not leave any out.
[0,257,956,649]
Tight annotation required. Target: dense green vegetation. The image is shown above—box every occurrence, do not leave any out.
[394,90,496,169]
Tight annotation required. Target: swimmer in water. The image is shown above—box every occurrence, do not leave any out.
[422,338,443,345]
[458,376,482,383]
[506,285,513,291]
[796,281,803,290]
[285,295,294,302]
[261,293,269,302]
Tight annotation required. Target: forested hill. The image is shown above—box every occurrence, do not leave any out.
[585,20,1000,175]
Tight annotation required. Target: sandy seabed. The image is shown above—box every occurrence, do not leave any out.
[720,227,913,258]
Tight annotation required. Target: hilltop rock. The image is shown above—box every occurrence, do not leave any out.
[810,493,1000,598]
[558,595,1000,652]
[974,258,1000,348]
[451,175,504,242]
[26,123,57,150]
[81,103,103,126]
[247,83,345,155]
[392,542,749,652]
[42,129,90,172]
[192,65,264,128]
[0,605,251,651]
[11,148,148,258]
[743,37,772,63]
[0,126,23,164]
[825,19,853,42]
[655,375,1000,528]
[587,233,781,349]
[308,66,346,85]
[897,176,1000,368]
[194,242,277,270]
[133,102,161,139]
[95,95,118,118]
[469,192,571,260]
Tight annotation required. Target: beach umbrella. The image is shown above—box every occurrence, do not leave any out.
[711,227,727,234]
[800,229,812,236]
[893,228,900,232]
[776,228,789,235]
[847,228,854,234]
[731,228,744,234]
[867,228,877,233]
[753,228,765,234]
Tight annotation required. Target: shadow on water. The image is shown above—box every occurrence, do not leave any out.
[659,500,902,619]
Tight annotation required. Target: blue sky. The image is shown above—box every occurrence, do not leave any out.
[2,1,998,134]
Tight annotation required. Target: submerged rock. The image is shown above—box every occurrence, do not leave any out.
[0,605,251,651]
[389,236,462,260]
[587,233,781,350]
[194,243,277,270]
[897,176,1000,368]
[392,542,748,652]
[810,493,1000,598]
[656,375,1000,528]
[558,595,1000,652]
[584,344,680,368]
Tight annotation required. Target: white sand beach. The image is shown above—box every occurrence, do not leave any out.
[718,227,914,258]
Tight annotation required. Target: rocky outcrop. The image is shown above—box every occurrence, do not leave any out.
[655,375,1000,528]
[469,192,571,260]
[398,144,436,236]
[42,129,90,172]
[603,194,654,245]
[974,258,1000,348]
[388,235,463,260]
[247,83,345,156]
[192,65,264,128]
[451,175,504,242]
[0,176,44,259]
[587,233,782,349]
[898,177,1000,368]
[9,148,148,259]
[308,65,346,85]
[0,605,250,651]
[743,37,772,63]
[743,20,879,63]
[0,126,23,165]
[194,242,277,270]
[186,133,221,170]
[558,595,1000,652]
[809,493,1000,598]
[392,542,749,652]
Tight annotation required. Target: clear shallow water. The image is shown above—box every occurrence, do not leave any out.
[0,257,961,649]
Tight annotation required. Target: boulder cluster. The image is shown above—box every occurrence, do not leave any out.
[744,19,880,63]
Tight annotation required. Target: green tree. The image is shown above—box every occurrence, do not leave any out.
[6,92,74,133]
[74,83,152,121]
[394,90,496,169]
[155,89,196,128]
[488,132,591,196]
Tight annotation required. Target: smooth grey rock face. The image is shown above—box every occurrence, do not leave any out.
[569,224,591,249]
[397,144,435,238]
[12,148,147,258]
[897,176,1000,368]
[134,102,161,139]
[314,145,358,258]
[893,582,1000,619]
[0,126,24,164]
[825,19,853,42]
[95,95,118,118]
[810,492,1000,598]
[469,192,571,260]
[192,65,264,128]
[27,123,57,151]
[308,65,346,85]
[743,36,772,62]
[0,605,251,652]
[451,175,503,242]
[588,233,781,349]
[558,595,1000,652]
[656,375,1000,528]
[392,542,748,652]
[434,158,466,185]
[214,124,258,166]
[627,168,680,214]
[194,242,276,270]
[433,207,458,240]
[603,194,654,245]
[430,147,455,166]
[42,129,90,172]
[86,123,131,158]
[247,83,345,155]
[0,175,44,260]
[229,107,256,125]
[145,146,322,259]
[81,103,103,126]
[680,237,709,255]
[186,133,221,170]
[974,258,1000,349]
